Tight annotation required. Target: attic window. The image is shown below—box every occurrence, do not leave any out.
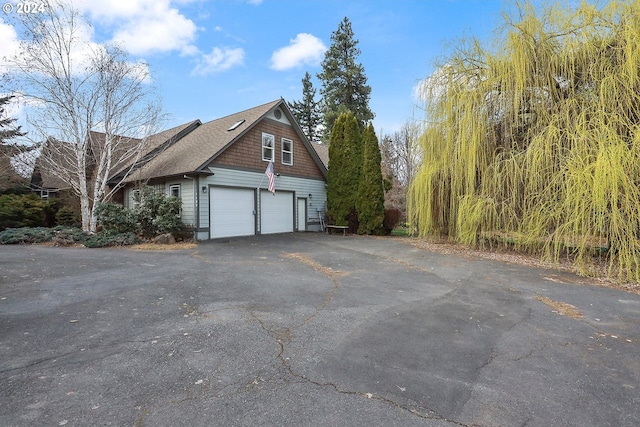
[227,119,245,131]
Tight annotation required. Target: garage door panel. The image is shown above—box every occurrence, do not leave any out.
[261,191,293,234]
[210,187,255,239]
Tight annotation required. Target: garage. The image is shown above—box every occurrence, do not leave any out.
[260,191,294,234]
[210,187,255,239]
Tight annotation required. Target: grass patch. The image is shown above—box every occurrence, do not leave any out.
[390,225,409,237]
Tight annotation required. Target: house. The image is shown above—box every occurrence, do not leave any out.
[30,131,145,206]
[110,99,329,240]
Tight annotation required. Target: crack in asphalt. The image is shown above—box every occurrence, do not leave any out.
[240,251,469,426]
[100,249,469,425]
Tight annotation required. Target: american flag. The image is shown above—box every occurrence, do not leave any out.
[265,161,275,194]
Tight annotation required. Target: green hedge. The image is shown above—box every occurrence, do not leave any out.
[95,186,183,237]
[0,226,141,247]
[0,194,47,231]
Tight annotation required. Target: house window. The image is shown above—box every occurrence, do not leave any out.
[262,133,274,161]
[281,138,293,165]
[169,184,181,198]
[132,189,141,208]
[169,184,182,217]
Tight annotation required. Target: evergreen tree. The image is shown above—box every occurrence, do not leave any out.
[318,17,374,141]
[0,96,24,144]
[0,96,26,192]
[356,123,385,234]
[288,72,322,143]
[326,111,361,227]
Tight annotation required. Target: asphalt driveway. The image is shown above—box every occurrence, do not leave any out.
[1,233,639,426]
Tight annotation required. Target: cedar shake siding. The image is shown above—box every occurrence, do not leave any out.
[213,119,325,179]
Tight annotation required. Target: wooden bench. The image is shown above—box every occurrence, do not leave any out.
[325,225,348,236]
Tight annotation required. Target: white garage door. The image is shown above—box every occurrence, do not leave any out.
[260,191,293,234]
[210,187,255,239]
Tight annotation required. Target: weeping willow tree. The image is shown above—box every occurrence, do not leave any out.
[409,0,640,281]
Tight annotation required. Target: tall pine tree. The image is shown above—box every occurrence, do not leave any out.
[0,96,26,192]
[326,111,361,228]
[318,17,373,141]
[288,72,322,143]
[356,123,385,234]
[0,96,23,144]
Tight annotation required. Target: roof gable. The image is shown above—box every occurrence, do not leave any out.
[119,99,327,183]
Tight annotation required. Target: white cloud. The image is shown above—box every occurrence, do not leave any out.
[0,91,26,119]
[129,60,153,84]
[8,12,103,78]
[191,47,245,76]
[413,64,456,103]
[0,20,20,72]
[3,1,199,62]
[111,11,197,56]
[74,0,150,19]
[270,33,326,71]
[75,0,198,56]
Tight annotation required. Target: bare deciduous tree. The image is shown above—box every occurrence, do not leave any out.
[4,0,162,232]
[379,121,422,218]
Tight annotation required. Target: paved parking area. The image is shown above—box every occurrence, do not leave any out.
[1,233,639,426]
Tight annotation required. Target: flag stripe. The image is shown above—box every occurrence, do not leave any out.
[265,161,275,194]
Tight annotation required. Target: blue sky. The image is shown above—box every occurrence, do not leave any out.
[1,0,526,135]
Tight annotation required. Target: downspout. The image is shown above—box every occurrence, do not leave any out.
[195,175,200,239]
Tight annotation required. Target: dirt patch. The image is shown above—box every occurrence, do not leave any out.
[535,296,583,319]
[130,242,198,251]
[392,236,640,296]
[283,252,347,278]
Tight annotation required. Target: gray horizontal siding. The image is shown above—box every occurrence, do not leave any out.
[124,179,195,226]
[197,166,326,238]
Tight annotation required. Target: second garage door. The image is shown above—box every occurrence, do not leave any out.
[210,187,255,239]
[260,191,293,234]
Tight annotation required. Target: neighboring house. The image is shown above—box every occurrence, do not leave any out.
[110,99,329,240]
[30,139,80,209]
[30,131,143,205]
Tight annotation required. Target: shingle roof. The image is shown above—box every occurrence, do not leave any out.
[31,139,80,191]
[312,143,329,168]
[110,119,201,182]
[34,99,330,190]
[120,99,280,182]
[113,99,328,184]
[31,153,71,191]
